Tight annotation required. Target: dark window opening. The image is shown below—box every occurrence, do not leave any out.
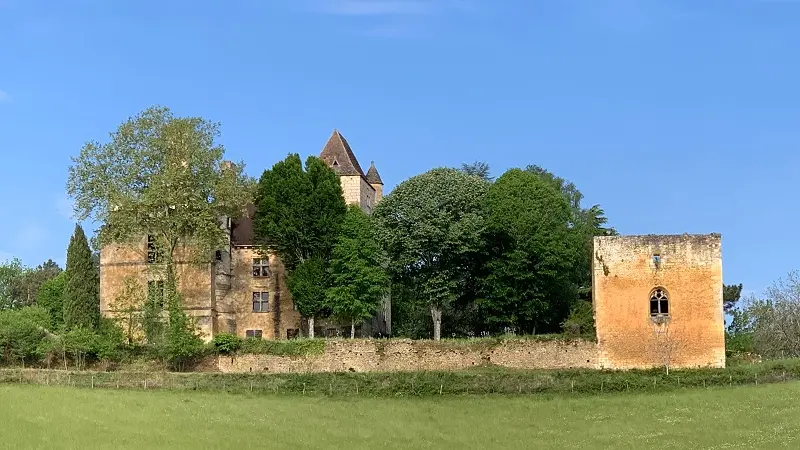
[650,288,669,316]
[245,329,263,339]
[287,328,300,340]
[215,250,222,261]
[147,235,163,264]
[252,292,270,313]
[252,258,270,277]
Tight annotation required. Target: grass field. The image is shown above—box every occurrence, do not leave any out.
[2,383,800,449]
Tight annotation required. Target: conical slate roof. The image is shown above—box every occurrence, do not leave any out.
[365,161,383,185]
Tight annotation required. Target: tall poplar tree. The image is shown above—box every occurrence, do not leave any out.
[62,224,100,329]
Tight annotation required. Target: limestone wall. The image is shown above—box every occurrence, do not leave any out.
[219,247,302,340]
[593,234,725,370]
[214,339,598,373]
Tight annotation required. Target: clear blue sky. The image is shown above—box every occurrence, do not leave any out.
[0,0,798,299]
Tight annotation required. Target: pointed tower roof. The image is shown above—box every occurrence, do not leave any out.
[365,161,383,185]
[319,129,365,177]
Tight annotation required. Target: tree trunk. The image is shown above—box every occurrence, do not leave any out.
[351,320,355,339]
[308,317,315,338]
[431,306,442,341]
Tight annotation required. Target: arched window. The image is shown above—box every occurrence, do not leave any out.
[650,288,669,316]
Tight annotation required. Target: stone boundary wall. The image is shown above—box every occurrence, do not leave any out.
[213,339,599,374]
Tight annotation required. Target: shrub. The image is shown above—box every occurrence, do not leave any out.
[212,333,242,354]
[561,300,595,336]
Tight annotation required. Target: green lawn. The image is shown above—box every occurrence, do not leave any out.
[2,383,800,449]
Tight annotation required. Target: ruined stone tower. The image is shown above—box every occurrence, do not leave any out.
[592,233,725,370]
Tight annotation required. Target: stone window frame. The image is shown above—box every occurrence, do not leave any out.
[245,329,263,339]
[649,287,670,321]
[252,291,270,313]
[252,258,270,277]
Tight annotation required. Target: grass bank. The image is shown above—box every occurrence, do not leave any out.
[2,359,800,398]
[3,382,800,449]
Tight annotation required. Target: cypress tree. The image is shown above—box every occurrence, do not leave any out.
[63,224,100,329]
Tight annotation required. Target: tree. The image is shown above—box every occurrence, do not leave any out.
[286,258,328,338]
[63,224,100,330]
[373,167,489,340]
[253,154,347,336]
[744,271,800,358]
[0,258,25,310]
[66,106,253,336]
[327,206,389,338]
[460,161,492,181]
[9,259,62,308]
[480,169,576,334]
[724,283,744,312]
[109,276,146,344]
[37,272,66,329]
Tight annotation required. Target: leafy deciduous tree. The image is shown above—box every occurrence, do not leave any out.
[286,258,329,338]
[327,206,389,338]
[0,259,25,310]
[253,154,347,336]
[373,167,489,340]
[481,168,576,334]
[66,106,253,340]
[37,272,66,328]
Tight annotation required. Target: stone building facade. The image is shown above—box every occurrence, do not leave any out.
[99,130,386,342]
[592,233,726,370]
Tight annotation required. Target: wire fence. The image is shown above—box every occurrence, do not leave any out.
[1,363,799,397]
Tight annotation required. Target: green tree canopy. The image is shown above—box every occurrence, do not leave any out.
[63,224,100,330]
[373,167,489,340]
[481,168,576,334]
[525,165,616,301]
[66,105,254,269]
[327,205,389,338]
[37,272,66,328]
[724,283,744,312]
[286,258,329,338]
[253,153,347,337]
[253,153,347,271]
[0,259,25,310]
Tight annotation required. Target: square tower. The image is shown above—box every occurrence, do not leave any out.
[592,233,725,370]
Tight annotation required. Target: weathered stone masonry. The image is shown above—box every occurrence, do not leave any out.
[100,130,387,342]
[213,339,599,373]
[593,233,725,370]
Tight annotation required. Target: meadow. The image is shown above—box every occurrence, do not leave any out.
[3,382,800,449]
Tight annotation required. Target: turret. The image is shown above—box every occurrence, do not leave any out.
[365,161,384,204]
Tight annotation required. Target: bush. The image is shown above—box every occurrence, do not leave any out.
[212,333,242,354]
[0,307,51,366]
[93,319,126,365]
[561,300,595,336]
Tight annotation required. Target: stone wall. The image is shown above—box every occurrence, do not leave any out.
[593,234,725,370]
[219,247,301,340]
[213,339,598,373]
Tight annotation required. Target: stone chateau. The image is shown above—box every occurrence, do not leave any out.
[99,130,388,342]
[99,129,726,371]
